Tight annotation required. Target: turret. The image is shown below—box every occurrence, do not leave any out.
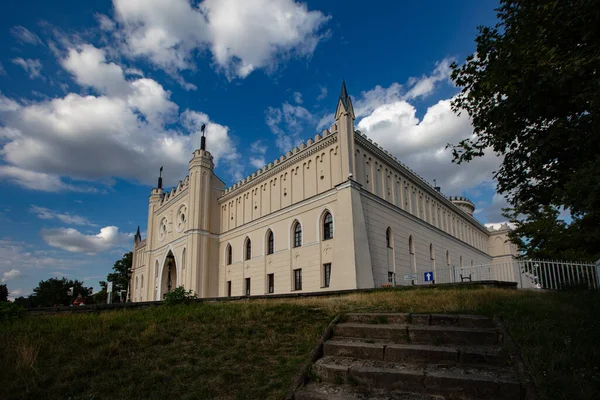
[449,196,475,217]
[335,80,356,181]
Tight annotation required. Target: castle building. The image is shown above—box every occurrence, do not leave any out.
[130,82,518,302]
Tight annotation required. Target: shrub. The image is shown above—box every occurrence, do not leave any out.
[163,286,197,306]
[0,301,25,322]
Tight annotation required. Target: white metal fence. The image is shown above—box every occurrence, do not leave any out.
[375,259,600,290]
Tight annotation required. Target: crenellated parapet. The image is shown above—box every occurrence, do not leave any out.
[158,175,190,206]
[449,196,475,217]
[221,128,337,197]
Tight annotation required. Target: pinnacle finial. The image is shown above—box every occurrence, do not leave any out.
[339,79,350,110]
[134,225,141,242]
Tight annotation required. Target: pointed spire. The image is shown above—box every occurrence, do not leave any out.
[134,226,141,242]
[339,79,350,110]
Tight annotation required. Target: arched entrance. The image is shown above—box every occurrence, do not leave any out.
[159,251,177,299]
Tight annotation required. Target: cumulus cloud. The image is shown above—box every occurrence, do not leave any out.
[30,205,96,226]
[10,26,42,45]
[249,139,268,169]
[0,44,242,190]
[42,226,133,253]
[266,102,314,152]
[1,268,21,282]
[109,0,330,79]
[12,58,43,79]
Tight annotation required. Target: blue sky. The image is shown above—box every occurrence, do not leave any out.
[0,0,507,299]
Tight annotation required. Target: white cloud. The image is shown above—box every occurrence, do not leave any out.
[109,0,330,79]
[317,86,327,101]
[96,13,116,31]
[42,226,133,253]
[0,166,99,193]
[293,91,303,104]
[0,62,6,76]
[12,58,43,79]
[404,58,454,100]
[10,26,42,45]
[249,139,268,169]
[8,288,23,300]
[30,205,96,226]
[0,44,242,189]
[1,268,21,282]
[266,102,314,152]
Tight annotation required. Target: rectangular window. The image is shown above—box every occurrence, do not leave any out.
[245,278,251,296]
[267,273,274,294]
[388,271,395,284]
[227,281,231,297]
[294,269,302,291]
[323,263,331,288]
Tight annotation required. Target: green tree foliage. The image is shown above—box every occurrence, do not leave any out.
[450,0,600,260]
[32,277,91,307]
[107,252,132,294]
[0,284,8,302]
[163,286,197,306]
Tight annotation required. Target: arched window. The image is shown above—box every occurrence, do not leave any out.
[135,276,138,289]
[226,244,232,265]
[409,235,416,273]
[141,275,144,289]
[323,212,333,240]
[266,230,274,255]
[446,250,450,266]
[386,227,393,248]
[293,221,302,247]
[245,237,252,260]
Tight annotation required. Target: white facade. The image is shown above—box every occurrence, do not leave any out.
[130,83,517,302]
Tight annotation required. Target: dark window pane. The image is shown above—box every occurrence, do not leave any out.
[294,269,302,290]
[227,281,231,297]
[294,222,302,247]
[324,263,331,287]
[245,278,251,296]
[267,231,274,255]
[245,238,252,260]
[268,273,274,293]
[227,245,232,265]
[323,213,333,240]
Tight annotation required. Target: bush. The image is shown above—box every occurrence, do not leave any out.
[0,301,25,322]
[163,286,197,306]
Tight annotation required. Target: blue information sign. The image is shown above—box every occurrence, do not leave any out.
[424,271,434,282]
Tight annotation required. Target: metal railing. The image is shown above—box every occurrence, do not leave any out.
[375,259,600,290]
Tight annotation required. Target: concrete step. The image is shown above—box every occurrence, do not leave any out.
[344,313,495,329]
[294,382,445,400]
[324,339,509,366]
[312,356,522,400]
[334,323,501,346]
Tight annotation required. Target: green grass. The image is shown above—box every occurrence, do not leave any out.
[1,287,599,400]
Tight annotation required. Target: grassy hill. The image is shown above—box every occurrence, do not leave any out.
[1,287,599,400]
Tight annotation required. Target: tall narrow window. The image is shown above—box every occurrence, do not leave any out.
[227,281,231,297]
[267,273,274,293]
[293,221,302,247]
[386,227,393,248]
[323,263,331,287]
[245,237,252,260]
[267,230,274,255]
[135,276,138,289]
[446,250,450,266]
[409,235,416,273]
[388,271,395,284]
[245,278,251,296]
[323,212,333,240]
[226,244,232,265]
[294,269,302,290]
[141,275,144,289]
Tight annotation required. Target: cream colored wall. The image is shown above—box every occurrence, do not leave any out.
[359,191,492,286]
[219,132,342,233]
[488,229,520,258]
[218,188,356,296]
[353,136,490,254]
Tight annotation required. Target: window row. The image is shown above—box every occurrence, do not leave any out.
[386,227,476,269]
[225,211,333,265]
[226,263,332,296]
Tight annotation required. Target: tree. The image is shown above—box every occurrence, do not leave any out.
[0,284,8,302]
[32,277,91,307]
[107,252,132,301]
[450,0,600,260]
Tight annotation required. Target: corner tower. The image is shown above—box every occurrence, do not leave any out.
[186,139,223,298]
[335,80,356,181]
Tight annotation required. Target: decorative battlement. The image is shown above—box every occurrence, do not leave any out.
[159,175,190,206]
[221,128,337,197]
[449,196,475,217]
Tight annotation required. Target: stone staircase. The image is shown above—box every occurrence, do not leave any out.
[294,313,529,400]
